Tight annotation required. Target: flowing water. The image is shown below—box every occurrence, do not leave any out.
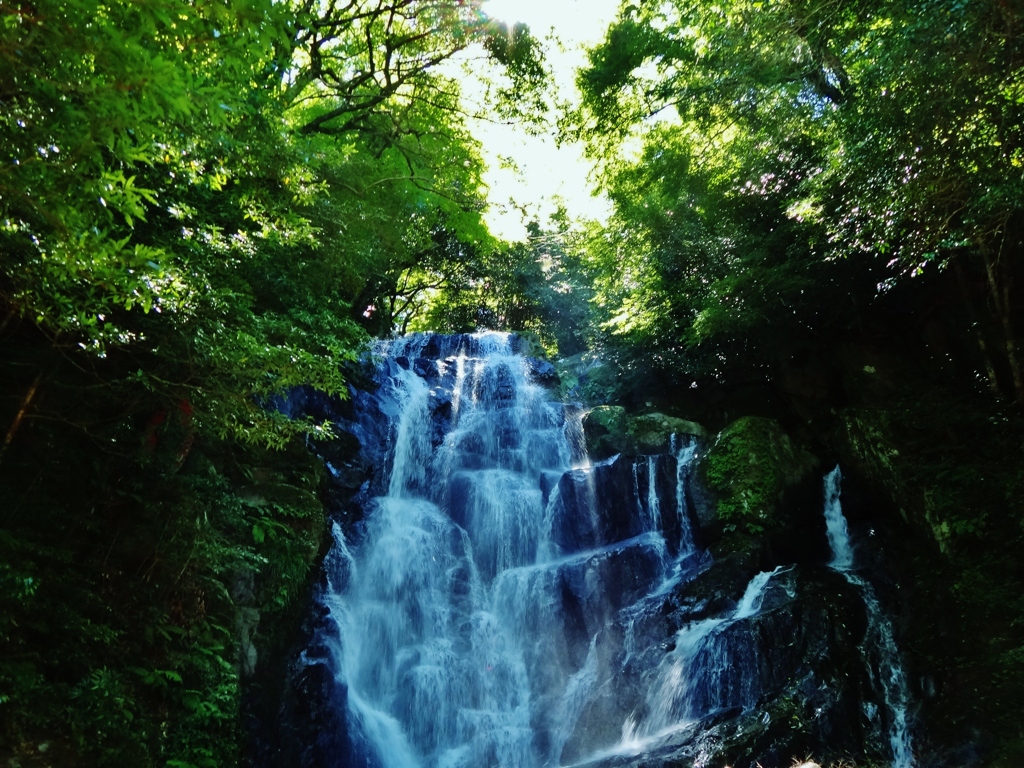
[313,333,699,768]
[629,565,784,739]
[293,335,917,768]
[823,466,916,768]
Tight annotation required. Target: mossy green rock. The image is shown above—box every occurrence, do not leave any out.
[700,416,818,534]
[628,412,708,453]
[582,405,630,457]
[583,408,708,458]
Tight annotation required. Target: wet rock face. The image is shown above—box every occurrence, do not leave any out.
[562,565,876,768]
[256,336,913,768]
[583,407,708,460]
[548,453,694,557]
[526,357,560,387]
[549,457,645,554]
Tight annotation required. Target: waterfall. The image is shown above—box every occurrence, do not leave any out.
[823,466,854,570]
[823,466,916,768]
[286,334,917,768]
[671,435,698,558]
[309,333,701,768]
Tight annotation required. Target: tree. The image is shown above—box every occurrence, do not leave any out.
[571,0,1024,402]
[0,1,551,763]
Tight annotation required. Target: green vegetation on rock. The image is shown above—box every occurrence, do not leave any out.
[701,417,818,534]
[583,406,707,459]
[629,413,707,452]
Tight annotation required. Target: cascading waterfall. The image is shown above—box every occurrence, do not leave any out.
[313,333,699,768]
[823,466,916,768]
[287,334,920,768]
[671,436,698,557]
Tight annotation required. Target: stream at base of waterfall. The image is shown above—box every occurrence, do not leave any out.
[292,333,916,768]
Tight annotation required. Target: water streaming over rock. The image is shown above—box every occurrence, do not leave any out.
[630,565,784,739]
[824,465,916,768]
[301,333,700,768]
[274,335,919,768]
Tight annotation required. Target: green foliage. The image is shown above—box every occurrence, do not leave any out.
[289,1,549,138]
[570,0,1024,403]
[859,392,1024,758]
[411,217,599,357]
[0,0,553,764]
[0,405,328,766]
[702,417,817,534]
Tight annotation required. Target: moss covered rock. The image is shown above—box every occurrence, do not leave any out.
[582,405,630,457]
[700,416,818,535]
[628,412,708,453]
[583,407,708,459]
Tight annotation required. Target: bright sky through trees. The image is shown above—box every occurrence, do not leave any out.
[471,0,622,240]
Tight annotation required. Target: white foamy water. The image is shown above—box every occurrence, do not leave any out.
[312,334,706,767]
[823,465,915,768]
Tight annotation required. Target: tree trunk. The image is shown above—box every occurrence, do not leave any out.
[1,369,44,463]
[952,257,1002,398]
[979,241,1024,404]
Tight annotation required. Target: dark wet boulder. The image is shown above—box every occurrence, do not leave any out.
[262,650,353,768]
[412,357,437,381]
[548,456,644,554]
[539,469,562,506]
[548,454,692,556]
[562,566,876,768]
[634,452,691,555]
[313,430,368,492]
[526,357,560,387]
[428,387,453,448]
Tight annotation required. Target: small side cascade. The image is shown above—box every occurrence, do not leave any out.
[823,465,916,768]
[633,566,782,738]
[645,456,662,532]
[823,466,854,570]
[671,435,698,557]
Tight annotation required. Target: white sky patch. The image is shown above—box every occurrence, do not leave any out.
[464,0,623,241]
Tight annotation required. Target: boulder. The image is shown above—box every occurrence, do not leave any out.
[582,406,631,459]
[628,412,708,453]
[548,456,643,554]
[583,407,709,460]
[697,416,819,536]
[526,357,560,387]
